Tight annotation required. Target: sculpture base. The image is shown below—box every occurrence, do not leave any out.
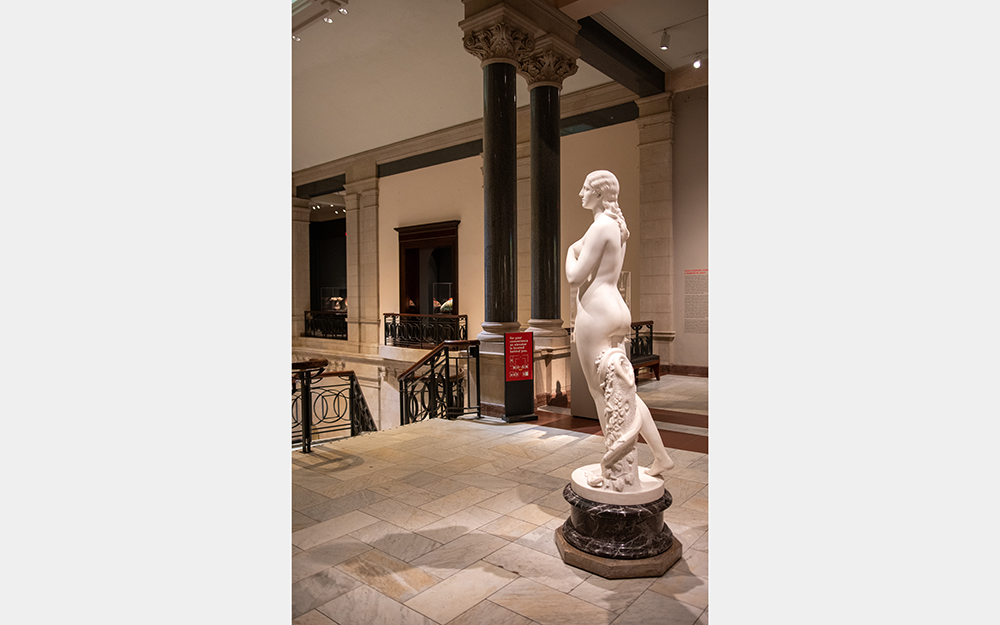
[555,526,682,579]
[570,463,664,505]
[560,483,676,561]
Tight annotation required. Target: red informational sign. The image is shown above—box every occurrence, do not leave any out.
[505,332,534,382]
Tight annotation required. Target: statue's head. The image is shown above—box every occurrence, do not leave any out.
[585,170,628,244]
[586,170,620,209]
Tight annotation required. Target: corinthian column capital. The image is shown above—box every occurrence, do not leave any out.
[462,19,535,67]
[518,35,579,90]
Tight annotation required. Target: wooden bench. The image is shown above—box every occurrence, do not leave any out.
[629,320,660,381]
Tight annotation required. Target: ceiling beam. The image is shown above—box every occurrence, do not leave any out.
[576,16,664,98]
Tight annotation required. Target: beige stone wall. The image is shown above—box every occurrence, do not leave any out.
[559,121,642,327]
[376,156,487,337]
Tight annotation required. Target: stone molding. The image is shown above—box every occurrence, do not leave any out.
[292,196,312,222]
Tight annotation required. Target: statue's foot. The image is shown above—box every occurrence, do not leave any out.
[644,457,675,478]
[586,469,604,488]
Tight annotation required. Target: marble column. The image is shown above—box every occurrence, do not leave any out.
[520,36,579,407]
[522,37,578,338]
[461,12,535,419]
[462,18,535,343]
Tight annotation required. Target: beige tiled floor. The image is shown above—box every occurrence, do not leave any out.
[292,417,709,625]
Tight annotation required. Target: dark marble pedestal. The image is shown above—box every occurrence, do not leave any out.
[556,483,683,579]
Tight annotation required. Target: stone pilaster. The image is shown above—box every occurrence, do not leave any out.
[292,197,312,339]
[636,93,676,365]
[343,176,380,355]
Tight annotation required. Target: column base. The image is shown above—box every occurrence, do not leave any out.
[477,321,521,343]
[526,318,567,337]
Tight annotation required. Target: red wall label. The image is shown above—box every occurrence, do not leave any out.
[505,332,533,382]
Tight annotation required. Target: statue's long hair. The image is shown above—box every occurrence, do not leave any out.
[587,170,629,245]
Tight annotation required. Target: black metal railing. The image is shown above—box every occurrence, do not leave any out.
[383,313,467,348]
[629,320,655,359]
[398,340,480,425]
[292,359,378,453]
[304,311,348,340]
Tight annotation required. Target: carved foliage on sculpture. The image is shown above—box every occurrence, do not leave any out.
[519,49,578,87]
[463,21,535,64]
[586,348,643,491]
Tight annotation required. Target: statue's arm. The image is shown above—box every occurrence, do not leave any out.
[566,221,612,285]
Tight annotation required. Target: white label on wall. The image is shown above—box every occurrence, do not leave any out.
[684,269,708,334]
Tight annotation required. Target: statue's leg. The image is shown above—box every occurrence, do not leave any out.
[637,395,675,476]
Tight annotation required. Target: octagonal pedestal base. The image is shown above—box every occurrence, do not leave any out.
[555,526,683,579]
[555,482,683,579]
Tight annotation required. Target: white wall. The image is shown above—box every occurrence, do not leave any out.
[377,156,486,336]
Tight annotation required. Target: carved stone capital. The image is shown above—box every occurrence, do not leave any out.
[462,20,535,67]
[519,48,578,89]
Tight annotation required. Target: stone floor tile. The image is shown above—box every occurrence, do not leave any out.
[691,530,707,553]
[448,471,522,493]
[488,577,616,625]
[294,484,333,512]
[404,561,517,624]
[483,542,589,593]
[479,515,539,541]
[513,525,561,559]
[294,510,319,532]
[411,531,510,580]
[292,536,374,583]
[292,510,380,551]
[507,503,565,527]
[478,485,550,515]
[569,576,656,614]
[663,477,708,507]
[497,468,568,491]
[682,494,708,514]
[608,589,702,625]
[336,549,438,603]
[317,585,437,625]
[419,485,495,518]
[415,505,501,544]
[648,569,708,610]
[349,520,442,562]
[360,499,443,531]
[302,489,388,523]
[293,609,337,625]
[292,565,361,619]
[422,477,470,496]
[530,488,571,513]
[446,599,533,625]
[673,548,708,579]
[662,507,707,533]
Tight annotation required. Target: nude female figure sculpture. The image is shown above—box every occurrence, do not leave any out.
[567,170,674,493]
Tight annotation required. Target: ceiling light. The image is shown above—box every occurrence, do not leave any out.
[323,16,334,23]
[693,55,703,69]
[292,35,301,42]
[659,30,670,50]
[338,7,348,14]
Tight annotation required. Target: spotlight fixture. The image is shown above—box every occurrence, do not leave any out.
[292,35,301,42]
[659,30,670,50]
[693,55,702,69]
[323,16,334,23]
[338,7,348,14]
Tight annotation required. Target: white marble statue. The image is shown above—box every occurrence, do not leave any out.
[566,170,674,503]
